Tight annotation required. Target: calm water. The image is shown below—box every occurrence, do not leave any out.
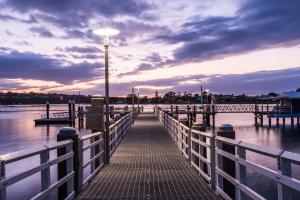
[0,104,299,199]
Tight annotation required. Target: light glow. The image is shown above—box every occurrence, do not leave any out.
[93,28,120,37]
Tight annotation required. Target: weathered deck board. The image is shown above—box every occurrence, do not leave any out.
[77,113,219,200]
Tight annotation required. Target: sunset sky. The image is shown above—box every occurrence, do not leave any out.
[0,0,299,96]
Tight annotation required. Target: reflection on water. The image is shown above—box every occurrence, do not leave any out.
[0,105,300,199]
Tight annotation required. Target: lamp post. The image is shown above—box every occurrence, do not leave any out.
[132,82,135,123]
[93,27,119,165]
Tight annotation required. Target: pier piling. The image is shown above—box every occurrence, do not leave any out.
[68,100,72,121]
[46,101,50,119]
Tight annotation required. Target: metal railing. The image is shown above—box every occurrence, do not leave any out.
[0,140,75,200]
[0,109,138,200]
[156,106,300,200]
[161,104,293,114]
[79,132,104,191]
[109,112,134,156]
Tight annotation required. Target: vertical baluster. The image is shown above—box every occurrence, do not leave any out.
[0,161,6,200]
[41,148,50,199]
[66,143,74,197]
[236,144,246,200]
[216,139,223,191]
[188,127,192,163]
[278,154,292,200]
[77,139,83,192]
[90,136,95,173]
[210,131,216,190]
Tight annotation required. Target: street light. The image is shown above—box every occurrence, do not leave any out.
[205,89,210,104]
[93,27,119,165]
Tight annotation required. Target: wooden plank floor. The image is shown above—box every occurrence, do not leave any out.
[77,113,220,200]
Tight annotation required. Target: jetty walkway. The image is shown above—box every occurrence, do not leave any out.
[77,113,219,200]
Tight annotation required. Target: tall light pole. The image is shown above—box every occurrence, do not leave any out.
[93,27,119,165]
[132,82,135,123]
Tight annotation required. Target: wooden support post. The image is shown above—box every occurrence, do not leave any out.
[277,117,279,127]
[72,100,76,120]
[68,100,72,121]
[254,104,258,126]
[175,106,178,114]
[57,127,82,196]
[205,114,210,127]
[268,116,271,128]
[193,105,196,122]
[187,105,191,127]
[171,105,174,113]
[283,118,286,128]
[260,114,263,126]
[291,117,294,128]
[46,101,50,119]
[254,114,258,126]
[212,105,215,129]
[217,124,236,199]
[297,117,300,126]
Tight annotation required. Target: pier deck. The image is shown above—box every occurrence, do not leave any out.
[77,113,219,200]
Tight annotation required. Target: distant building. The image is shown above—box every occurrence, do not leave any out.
[277,92,300,113]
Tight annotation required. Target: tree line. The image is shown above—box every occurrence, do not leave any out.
[0,88,299,105]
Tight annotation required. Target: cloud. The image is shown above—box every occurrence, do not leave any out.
[0,51,103,84]
[118,53,172,77]
[0,13,37,24]
[113,67,300,96]
[64,46,101,54]
[156,0,300,63]
[30,26,54,38]
[4,0,155,30]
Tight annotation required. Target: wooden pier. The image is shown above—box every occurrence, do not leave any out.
[163,104,300,128]
[77,113,219,200]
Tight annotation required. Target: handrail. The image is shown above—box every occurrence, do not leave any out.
[77,110,136,192]
[156,106,300,200]
[0,108,139,199]
[0,140,75,200]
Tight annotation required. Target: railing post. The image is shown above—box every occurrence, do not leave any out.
[278,154,292,200]
[188,128,192,163]
[57,127,82,196]
[40,149,50,199]
[210,130,216,190]
[236,145,246,200]
[90,137,95,173]
[66,142,74,198]
[0,161,6,200]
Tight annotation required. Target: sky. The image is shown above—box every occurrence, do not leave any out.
[0,0,300,96]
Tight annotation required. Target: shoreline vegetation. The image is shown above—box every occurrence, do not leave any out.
[0,88,299,105]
